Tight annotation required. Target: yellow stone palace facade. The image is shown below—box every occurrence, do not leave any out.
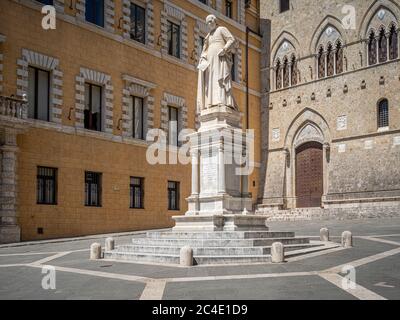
[0,0,262,242]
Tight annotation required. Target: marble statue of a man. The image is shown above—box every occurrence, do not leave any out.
[197,15,239,112]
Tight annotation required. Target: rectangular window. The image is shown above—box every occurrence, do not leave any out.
[378,100,389,129]
[280,0,290,13]
[130,177,144,209]
[168,181,180,210]
[37,167,57,205]
[85,0,104,27]
[130,3,146,44]
[225,0,233,18]
[168,20,181,58]
[85,171,102,207]
[198,0,207,4]
[28,67,50,122]
[168,106,179,146]
[84,83,102,131]
[130,96,144,140]
[37,0,54,4]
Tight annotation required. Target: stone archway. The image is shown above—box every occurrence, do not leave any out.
[295,141,324,208]
[283,109,331,209]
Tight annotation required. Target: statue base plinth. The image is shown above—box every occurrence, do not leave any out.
[198,105,242,132]
[172,214,269,232]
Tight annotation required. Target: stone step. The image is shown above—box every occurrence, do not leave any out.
[146,231,296,240]
[104,251,271,265]
[114,243,322,256]
[131,237,310,247]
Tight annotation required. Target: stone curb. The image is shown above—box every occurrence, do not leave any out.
[0,228,171,249]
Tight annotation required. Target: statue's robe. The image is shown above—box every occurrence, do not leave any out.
[197,26,238,112]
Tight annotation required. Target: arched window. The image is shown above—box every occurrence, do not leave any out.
[335,42,343,74]
[326,43,334,77]
[368,31,377,65]
[389,25,398,60]
[318,47,325,79]
[283,57,290,88]
[276,60,282,90]
[290,55,297,86]
[378,28,388,63]
[377,99,389,129]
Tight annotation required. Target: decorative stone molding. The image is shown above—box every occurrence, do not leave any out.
[294,124,324,149]
[365,8,398,37]
[33,0,65,12]
[53,0,65,12]
[337,116,347,131]
[0,35,4,94]
[272,128,280,142]
[75,68,113,133]
[316,25,343,51]
[16,49,63,124]
[121,74,156,138]
[161,3,188,62]
[215,0,222,13]
[236,46,243,84]
[122,0,155,47]
[274,41,296,63]
[160,92,188,136]
[194,20,208,64]
[237,0,245,24]
[76,0,115,32]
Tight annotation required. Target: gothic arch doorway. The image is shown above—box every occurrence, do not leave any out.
[295,142,324,208]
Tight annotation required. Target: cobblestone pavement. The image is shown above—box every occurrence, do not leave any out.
[0,218,400,300]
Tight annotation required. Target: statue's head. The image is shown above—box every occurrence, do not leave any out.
[206,14,217,32]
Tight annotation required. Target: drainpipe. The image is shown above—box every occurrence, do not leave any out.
[245,27,262,130]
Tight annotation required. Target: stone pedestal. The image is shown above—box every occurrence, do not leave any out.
[173,105,263,231]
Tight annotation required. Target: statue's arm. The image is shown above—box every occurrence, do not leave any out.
[220,27,236,53]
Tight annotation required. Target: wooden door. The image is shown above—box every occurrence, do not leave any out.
[295,142,323,208]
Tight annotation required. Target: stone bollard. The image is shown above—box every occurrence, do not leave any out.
[341,231,353,248]
[320,228,330,242]
[271,242,285,263]
[90,242,102,260]
[180,246,194,267]
[105,237,115,251]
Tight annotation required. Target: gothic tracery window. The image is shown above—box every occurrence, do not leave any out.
[318,47,325,79]
[389,25,398,60]
[326,44,334,77]
[368,31,377,65]
[378,28,388,63]
[290,55,297,86]
[335,42,343,74]
[276,60,282,90]
[283,57,290,88]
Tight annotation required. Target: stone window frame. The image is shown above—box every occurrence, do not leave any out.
[315,26,344,79]
[31,0,65,13]
[272,40,297,90]
[215,0,245,24]
[75,68,113,134]
[122,0,155,47]
[160,93,188,146]
[121,74,156,139]
[161,3,188,62]
[194,20,208,65]
[364,8,399,67]
[16,49,63,124]
[76,0,115,33]
[0,34,5,94]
